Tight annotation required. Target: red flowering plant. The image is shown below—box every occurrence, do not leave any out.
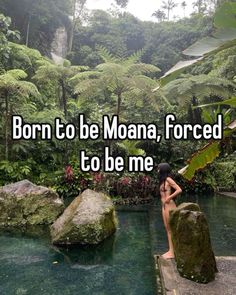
[65,165,74,182]
[113,173,156,199]
[116,176,132,198]
[132,174,155,198]
[92,172,105,191]
[54,160,92,198]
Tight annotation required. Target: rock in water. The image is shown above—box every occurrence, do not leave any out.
[51,189,117,245]
[0,180,64,227]
[169,202,217,283]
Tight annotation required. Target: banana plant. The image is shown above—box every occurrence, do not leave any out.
[160,2,236,86]
[179,120,236,180]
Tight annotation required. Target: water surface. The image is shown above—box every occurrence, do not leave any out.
[0,194,236,295]
[0,211,157,295]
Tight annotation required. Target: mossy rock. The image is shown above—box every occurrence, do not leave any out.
[50,189,118,245]
[169,203,217,284]
[0,180,64,227]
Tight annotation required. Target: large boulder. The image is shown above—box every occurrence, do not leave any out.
[51,189,117,245]
[0,180,64,227]
[169,202,217,283]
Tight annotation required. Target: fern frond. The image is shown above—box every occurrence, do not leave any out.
[96,45,119,63]
[96,63,124,74]
[74,79,98,94]
[16,81,40,97]
[70,71,101,83]
[123,50,143,65]
[163,74,236,106]
[117,140,145,156]
[4,69,27,80]
[127,63,160,76]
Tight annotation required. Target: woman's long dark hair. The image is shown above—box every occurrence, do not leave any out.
[158,163,171,191]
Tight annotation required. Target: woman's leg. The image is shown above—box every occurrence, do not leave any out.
[162,202,176,259]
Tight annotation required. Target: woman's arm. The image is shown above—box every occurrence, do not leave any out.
[165,177,182,204]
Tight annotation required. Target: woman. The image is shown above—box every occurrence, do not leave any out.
[158,163,182,259]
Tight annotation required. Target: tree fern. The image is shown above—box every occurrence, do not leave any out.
[34,61,89,118]
[72,49,161,117]
[96,45,119,63]
[0,69,39,160]
[163,74,236,106]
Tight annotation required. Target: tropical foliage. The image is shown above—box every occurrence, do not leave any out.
[0,1,235,195]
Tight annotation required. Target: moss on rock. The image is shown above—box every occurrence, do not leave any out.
[169,203,217,284]
[0,180,64,227]
[51,189,118,245]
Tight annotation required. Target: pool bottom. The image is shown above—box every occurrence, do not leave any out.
[0,211,158,295]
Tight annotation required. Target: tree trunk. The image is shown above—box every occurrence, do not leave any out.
[61,81,67,119]
[68,0,77,54]
[117,93,122,116]
[68,0,86,54]
[26,14,31,47]
[192,96,202,124]
[5,90,9,160]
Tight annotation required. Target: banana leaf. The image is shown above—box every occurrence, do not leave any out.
[179,120,236,181]
[214,2,236,29]
[159,58,202,87]
[196,97,236,109]
[159,3,236,86]
[182,36,224,57]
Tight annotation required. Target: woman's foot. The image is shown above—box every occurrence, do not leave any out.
[162,251,175,259]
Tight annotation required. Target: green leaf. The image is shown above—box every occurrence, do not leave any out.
[183,37,224,57]
[179,142,221,181]
[179,120,236,181]
[196,97,236,108]
[117,140,145,156]
[160,4,236,84]
[214,2,236,29]
[213,28,236,41]
[159,59,202,86]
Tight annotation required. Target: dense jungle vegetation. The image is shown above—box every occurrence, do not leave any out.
[0,0,235,200]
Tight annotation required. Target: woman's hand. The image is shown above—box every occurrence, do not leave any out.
[166,177,182,198]
[164,197,172,205]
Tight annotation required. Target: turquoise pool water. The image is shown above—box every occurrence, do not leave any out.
[0,211,157,295]
[0,194,236,295]
[151,194,236,256]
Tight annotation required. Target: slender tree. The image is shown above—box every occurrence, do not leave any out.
[115,0,129,8]
[152,9,166,22]
[181,1,187,17]
[68,0,87,54]
[161,0,178,20]
[193,0,207,14]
